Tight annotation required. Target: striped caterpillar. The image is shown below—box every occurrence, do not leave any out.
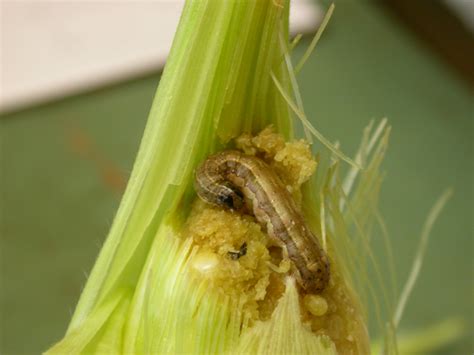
[194,150,330,294]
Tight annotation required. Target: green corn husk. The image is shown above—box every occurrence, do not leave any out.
[45,1,459,354]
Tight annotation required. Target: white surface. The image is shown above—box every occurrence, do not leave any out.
[0,0,322,113]
[444,0,474,32]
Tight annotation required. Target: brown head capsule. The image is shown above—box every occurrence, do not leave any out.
[194,150,330,294]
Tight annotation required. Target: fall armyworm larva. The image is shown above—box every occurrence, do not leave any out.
[194,150,330,294]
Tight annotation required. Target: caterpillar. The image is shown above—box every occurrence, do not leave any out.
[194,150,330,294]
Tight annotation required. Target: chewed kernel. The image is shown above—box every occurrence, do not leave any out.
[304,294,328,317]
[192,251,220,274]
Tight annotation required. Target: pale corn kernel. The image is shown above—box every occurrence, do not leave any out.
[192,251,220,274]
[304,294,329,317]
[267,258,291,273]
[277,258,291,273]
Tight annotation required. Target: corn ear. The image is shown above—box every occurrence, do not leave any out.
[46,1,377,353]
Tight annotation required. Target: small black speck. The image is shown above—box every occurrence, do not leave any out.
[228,242,247,260]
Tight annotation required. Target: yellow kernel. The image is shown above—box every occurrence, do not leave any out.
[304,294,328,317]
[192,251,220,274]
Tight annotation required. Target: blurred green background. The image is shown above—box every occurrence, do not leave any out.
[1,1,472,354]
